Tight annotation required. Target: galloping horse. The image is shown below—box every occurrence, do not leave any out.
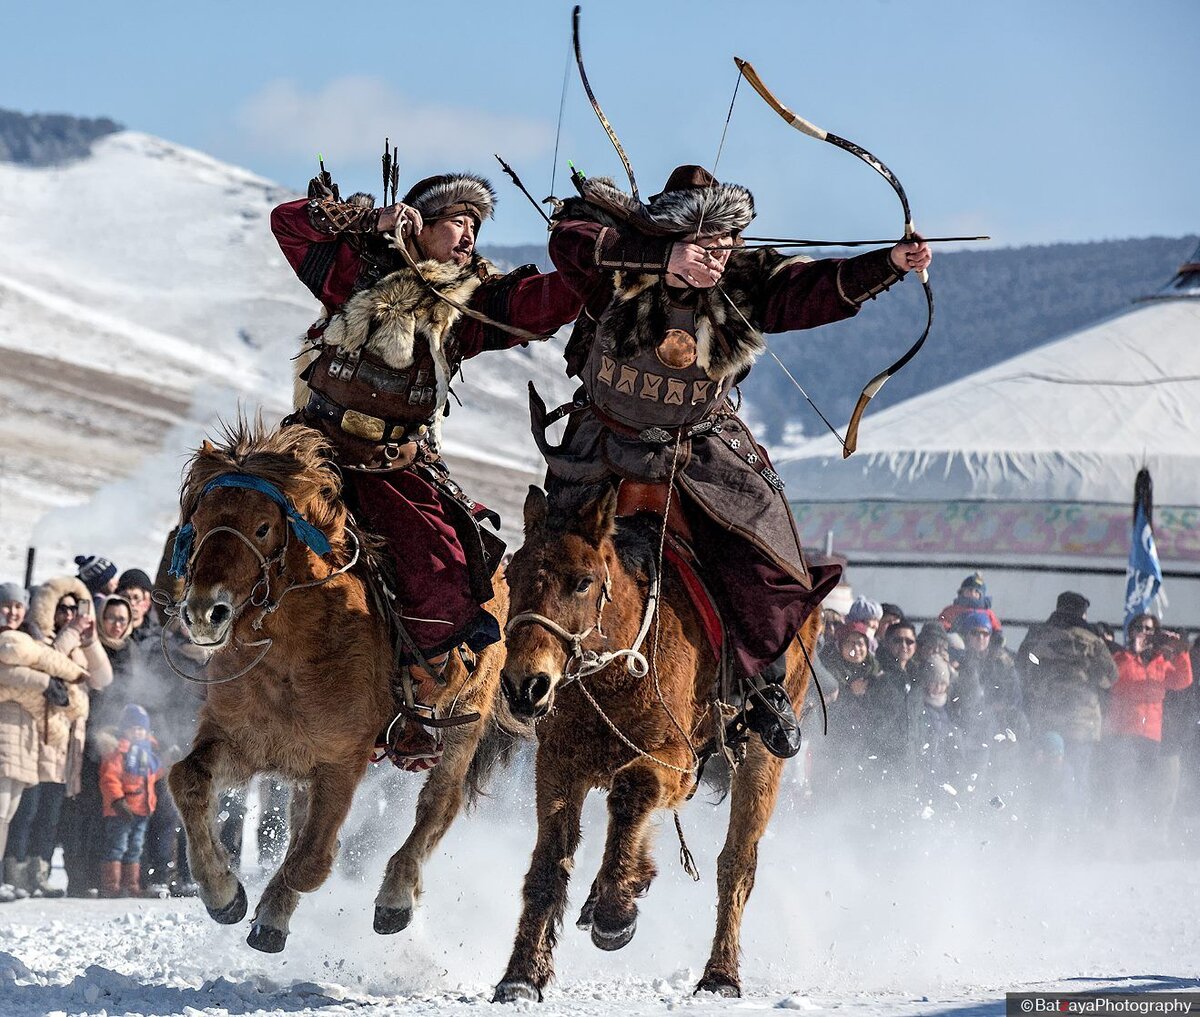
[493,486,821,1001]
[167,420,514,952]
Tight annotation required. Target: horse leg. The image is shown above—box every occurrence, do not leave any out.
[493,769,588,1004]
[577,830,657,930]
[247,761,362,953]
[373,722,481,934]
[696,744,785,997]
[168,736,255,925]
[589,757,683,952]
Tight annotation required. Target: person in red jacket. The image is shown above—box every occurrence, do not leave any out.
[1105,613,1192,839]
[98,704,163,898]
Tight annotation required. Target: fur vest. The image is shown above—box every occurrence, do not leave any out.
[294,255,502,415]
[556,186,811,382]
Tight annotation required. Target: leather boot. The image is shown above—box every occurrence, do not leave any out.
[743,655,802,759]
[2,858,30,900]
[99,861,122,899]
[31,858,65,898]
[120,862,142,898]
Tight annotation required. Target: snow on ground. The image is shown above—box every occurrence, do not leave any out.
[1,766,1197,1017]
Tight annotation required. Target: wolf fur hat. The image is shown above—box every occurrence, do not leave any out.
[402,173,496,227]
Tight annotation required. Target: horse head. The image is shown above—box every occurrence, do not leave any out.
[174,421,348,649]
[502,485,620,720]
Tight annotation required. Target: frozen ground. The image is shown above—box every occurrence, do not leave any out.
[1,767,1197,1017]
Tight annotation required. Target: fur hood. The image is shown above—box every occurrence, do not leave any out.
[556,176,754,238]
[294,254,502,413]
[27,575,93,643]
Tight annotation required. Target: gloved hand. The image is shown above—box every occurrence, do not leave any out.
[43,676,70,708]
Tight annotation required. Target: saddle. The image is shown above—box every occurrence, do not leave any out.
[615,481,725,664]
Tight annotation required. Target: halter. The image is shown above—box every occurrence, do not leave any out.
[158,472,358,685]
[505,559,657,683]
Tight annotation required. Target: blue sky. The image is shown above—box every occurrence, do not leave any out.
[4,0,1198,247]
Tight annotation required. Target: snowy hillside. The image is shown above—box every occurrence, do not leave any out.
[0,131,571,581]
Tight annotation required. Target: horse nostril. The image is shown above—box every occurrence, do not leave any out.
[527,672,552,707]
[208,603,232,627]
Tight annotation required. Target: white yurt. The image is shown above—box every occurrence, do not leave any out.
[777,244,1200,632]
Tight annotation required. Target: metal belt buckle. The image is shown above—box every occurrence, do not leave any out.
[342,409,386,441]
[638,426,673,446]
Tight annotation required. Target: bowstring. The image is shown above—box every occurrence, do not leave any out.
[705,64,847,451]
[550,36,573,199]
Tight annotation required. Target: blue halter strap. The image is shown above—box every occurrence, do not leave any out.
[170,473,332,577]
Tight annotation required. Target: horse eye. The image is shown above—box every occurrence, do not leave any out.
[255,523,271,539]
[574,576,593,595]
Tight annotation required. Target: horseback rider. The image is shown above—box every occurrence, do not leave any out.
[271,168,582,759]
[533,164,931,759]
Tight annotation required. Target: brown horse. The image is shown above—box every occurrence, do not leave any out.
[166,421,514,953]
[493,486,820,1002]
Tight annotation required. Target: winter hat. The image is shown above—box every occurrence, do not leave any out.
[837,621,872,649]
[1054,591,1089,622]
[402,173,495,228]
[846,597,883,624]
[645,164,755,237]
[120,703,150,732]
[959,573,987,594]
[116,569,154,594]
[880,602,905,621]
[0,582,27,606]
[954,610,994,634]
[75,554,118,594]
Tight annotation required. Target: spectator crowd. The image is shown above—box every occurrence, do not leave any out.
[0,554,1194,908]
[808,573,1197,847]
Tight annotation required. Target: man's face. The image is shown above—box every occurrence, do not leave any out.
[965,628,991,656]
[692,233,735,271]
[887,627,917,666]
[419,214,476,266]
[122,586,151,625]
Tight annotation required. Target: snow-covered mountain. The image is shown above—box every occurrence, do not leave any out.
[0,131,572,581]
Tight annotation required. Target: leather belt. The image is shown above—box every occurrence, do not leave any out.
[305,391,432,445]
[590,404,724,446]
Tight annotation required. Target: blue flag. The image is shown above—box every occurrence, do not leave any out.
[1124,501,1163,630]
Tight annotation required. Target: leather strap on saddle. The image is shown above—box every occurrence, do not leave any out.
[616,480,693,545]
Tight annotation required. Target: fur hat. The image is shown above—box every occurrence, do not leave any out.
[570,170,754,239]
[0,582,26,606]
[75,554,118,594]
[402,173,495,227]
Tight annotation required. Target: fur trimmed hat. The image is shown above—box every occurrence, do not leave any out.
[402,173,495,227]
[571,167,754,239]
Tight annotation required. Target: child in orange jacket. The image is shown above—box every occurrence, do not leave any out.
[98,704,163,897]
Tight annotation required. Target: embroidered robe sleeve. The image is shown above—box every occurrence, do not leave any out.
[456,269,584,359]
[270,198,368,312]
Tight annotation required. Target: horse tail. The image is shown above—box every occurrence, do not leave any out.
[463,703,533,809]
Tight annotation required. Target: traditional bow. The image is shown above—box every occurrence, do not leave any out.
[731,58,934,458]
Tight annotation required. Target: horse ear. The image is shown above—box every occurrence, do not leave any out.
[578,487,618,547]
[523,486,548,536]
[201,439,216,454]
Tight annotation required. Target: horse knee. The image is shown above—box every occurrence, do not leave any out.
[608,768,659,822]
[285,849,335,893]
[168,759,208,812]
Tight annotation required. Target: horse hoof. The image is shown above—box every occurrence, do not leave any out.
[373,904,413,935]
[247,922,288,953]
[493,980,542,1003]
[576,892,597,930]
[590,914,637,951]
[205,883,247,925]
[694,975,741,998]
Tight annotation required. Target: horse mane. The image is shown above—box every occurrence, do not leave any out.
[181,416,354,556]
[545,483,659,581]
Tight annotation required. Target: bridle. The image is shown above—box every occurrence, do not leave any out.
[157,472,359,685]
[505,558,657,684]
